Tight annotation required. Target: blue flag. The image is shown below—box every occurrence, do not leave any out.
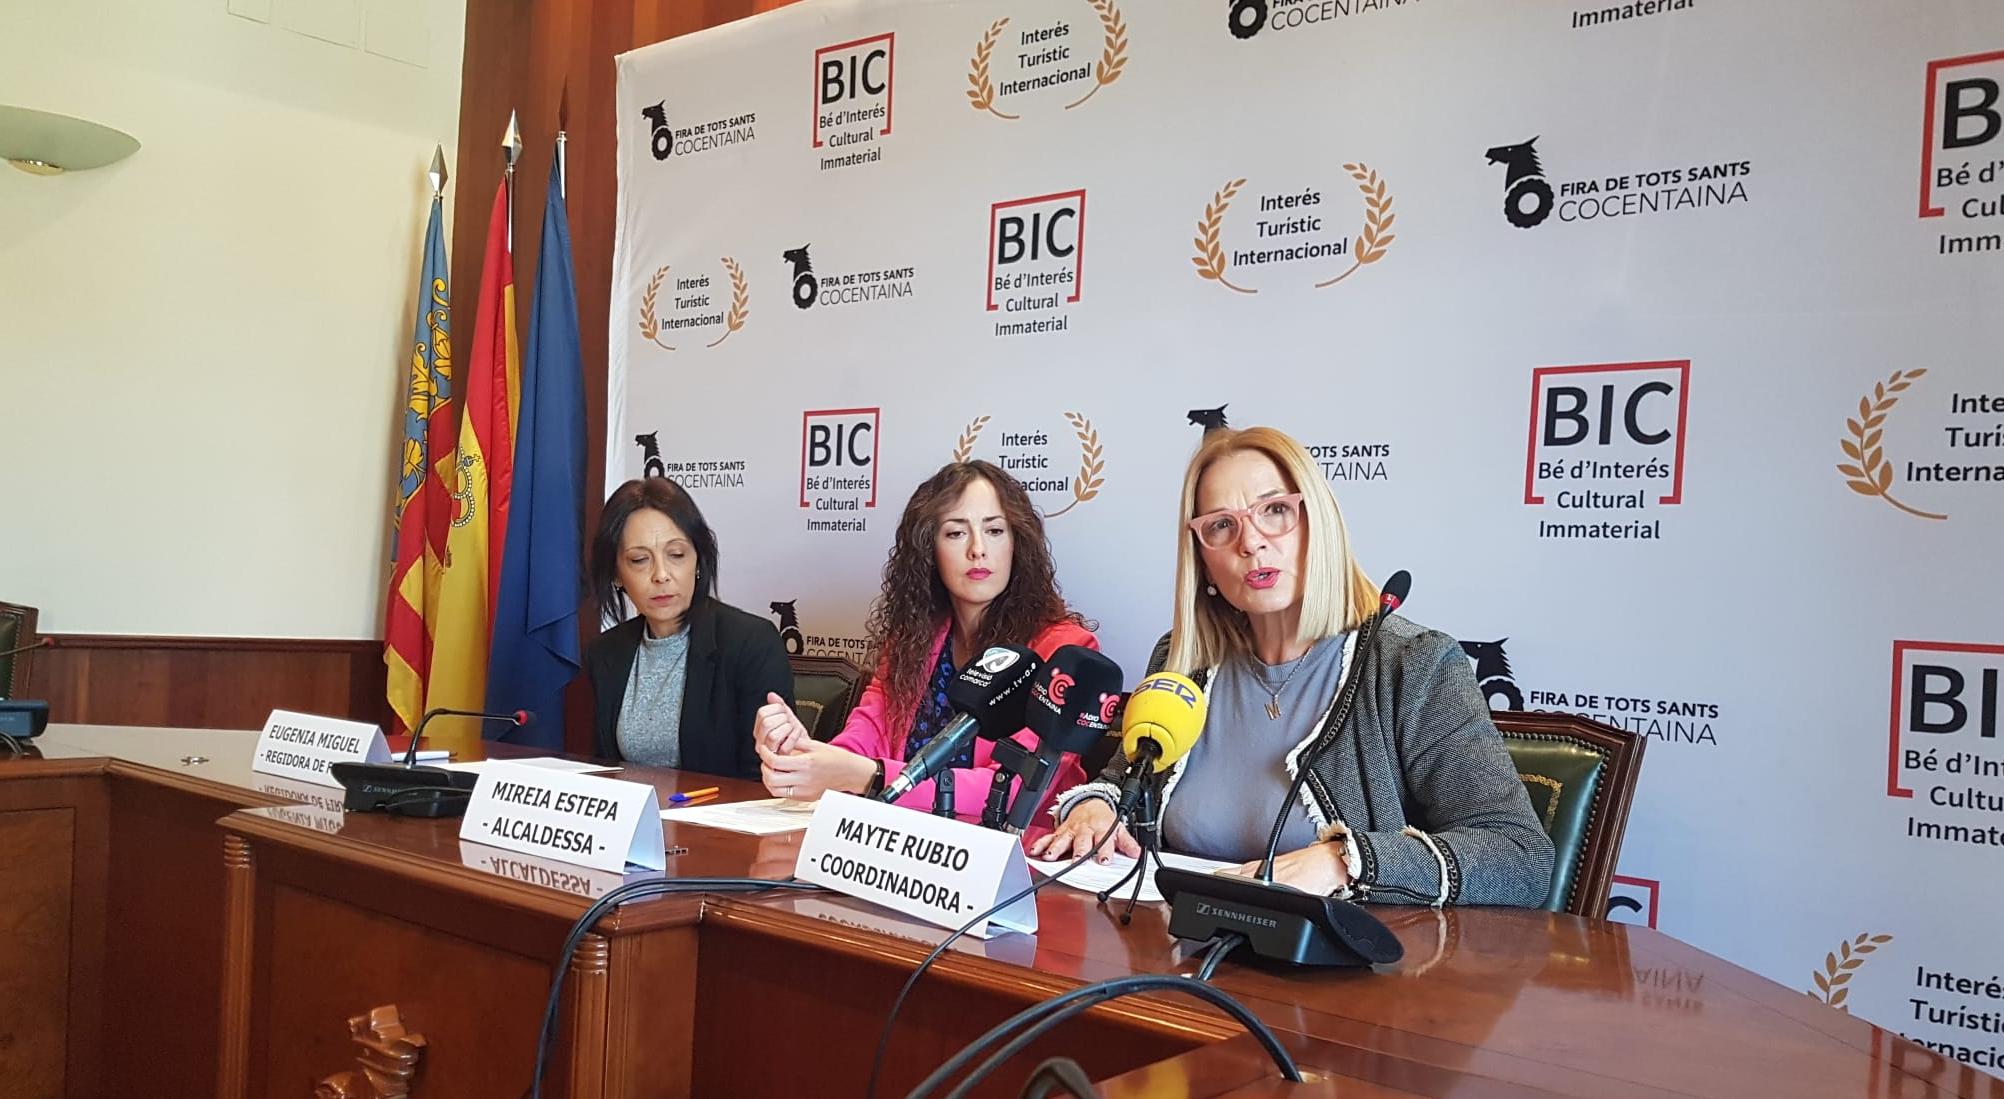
[488,154,585,748]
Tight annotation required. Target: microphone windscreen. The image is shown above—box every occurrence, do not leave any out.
[1380,569,1412,611]
[1121,673,1208,770]
[945,645,1042,734]
[1024,645,1125,754]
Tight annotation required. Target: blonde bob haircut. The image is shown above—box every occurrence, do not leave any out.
[1165,426,1380,674]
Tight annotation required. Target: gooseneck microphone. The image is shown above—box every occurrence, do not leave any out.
[1153,570,1413,969]
[403,707,532,766]
[991,645,1125,834]
[878,645,1041,803]
[1114,672,1209,816]
[332,708,533,817]
[1256,569,1409,881]
[0,636,54,662]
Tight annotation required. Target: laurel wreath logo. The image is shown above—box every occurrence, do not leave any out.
[1838,369,1945,521]
[1316,163,1397,289]
[1046,411,1105,518]
[1191,179,1256,295]
[639,265,676,351]
[1063,0,1129,110]
[966,19,1018,120]
[708,256,749,349]
[952,415,992,463]
[1808,932,1892,1011]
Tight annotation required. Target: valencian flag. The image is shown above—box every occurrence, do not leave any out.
[488,153,584,748]
[427,181,519,744]
[384,195,452,736]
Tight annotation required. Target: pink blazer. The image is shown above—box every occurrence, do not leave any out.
[832,620,1098,819]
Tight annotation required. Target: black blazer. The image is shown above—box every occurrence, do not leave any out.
[587,598,793,780]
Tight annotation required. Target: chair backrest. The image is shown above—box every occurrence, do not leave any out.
[1491,710,1645,919]
[789,654,869,742]
[0,601,39,700]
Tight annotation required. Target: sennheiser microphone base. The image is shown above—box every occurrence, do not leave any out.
[1156,868,1404,968]
[330,762,479,817]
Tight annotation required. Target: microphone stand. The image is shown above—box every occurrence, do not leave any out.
[1095,777,1166,926]
[932,766,956,818]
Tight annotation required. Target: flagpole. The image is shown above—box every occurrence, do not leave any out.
[502,110,522,250]
[424,145,448,427]
[557,83,569,201]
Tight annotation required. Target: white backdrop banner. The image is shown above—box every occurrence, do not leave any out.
[610,0,2004,1073]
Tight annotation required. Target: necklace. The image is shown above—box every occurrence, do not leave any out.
[1255,649,1310,720]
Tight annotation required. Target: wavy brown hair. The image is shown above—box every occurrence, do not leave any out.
[867,461,1088,740]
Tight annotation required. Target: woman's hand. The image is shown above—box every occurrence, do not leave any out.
[1224,842,1351,895]
[757,737,876,801]
[1026,798,1139,863]
[753,692,812,755]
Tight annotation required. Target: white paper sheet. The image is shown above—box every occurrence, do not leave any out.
[440,756,621,775]
[1027,850,1238,904]
[663,797,818,835]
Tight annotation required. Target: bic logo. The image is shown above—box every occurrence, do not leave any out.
[1888,640,2004,799]
[1525,360,1690,506]
[641,102,674,161]
[988,191,1086,312]
[799,408,879,509]
[814,33,894,149]
[1920,50,2004,218]
[1604,875,1660,929]
[1486,137,1554,228]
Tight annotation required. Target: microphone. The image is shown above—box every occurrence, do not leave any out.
[1114,672,1208,815]
[878,645,1040,803]
[0,636,53,662]
[995,645,1124,834]
[403,707,531,766]
[1256,569,1408,881]
[332,708,532,818]
[1153,569,1412,969]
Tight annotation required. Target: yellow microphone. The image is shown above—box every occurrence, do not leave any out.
[1116,672,1208,813]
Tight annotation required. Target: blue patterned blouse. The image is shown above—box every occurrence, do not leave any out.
[902,640,973,767]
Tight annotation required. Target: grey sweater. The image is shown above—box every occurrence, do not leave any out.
[1058,616,1555,907]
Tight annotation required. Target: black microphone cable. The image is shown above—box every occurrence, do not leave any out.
[1011,1057,1096,1099]
[908,972,1302,1099]
[1194,931,1245,982]
[865,824,1117,1099]
[526,875,821,1099]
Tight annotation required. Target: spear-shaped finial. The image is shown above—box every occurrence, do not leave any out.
[502,109,522,176]
[427,144,448,198]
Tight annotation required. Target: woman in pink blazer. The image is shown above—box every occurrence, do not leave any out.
[755,461,1097,818]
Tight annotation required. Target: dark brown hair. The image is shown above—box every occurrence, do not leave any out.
[866,461,1088,736]
[590,477,720,625]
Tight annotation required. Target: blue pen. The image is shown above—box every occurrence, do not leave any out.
[669,786,720,804]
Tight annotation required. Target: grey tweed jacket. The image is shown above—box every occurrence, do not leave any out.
[1058,616,1554,907]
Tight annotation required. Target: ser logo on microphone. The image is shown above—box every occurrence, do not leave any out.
[1136,676,1201,708]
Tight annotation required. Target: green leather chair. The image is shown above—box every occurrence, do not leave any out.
[1493,710,1646,919]
[0,600,39,701]
[789,654,870,742]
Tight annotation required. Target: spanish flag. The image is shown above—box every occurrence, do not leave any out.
[427,182,518,747]
[383,196,451,736]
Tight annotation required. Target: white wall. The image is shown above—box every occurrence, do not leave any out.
[0,0,465,637]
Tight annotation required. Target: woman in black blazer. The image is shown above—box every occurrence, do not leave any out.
[586,477,792,779]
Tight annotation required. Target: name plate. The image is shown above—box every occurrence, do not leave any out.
[251,709,390,789]
[794,792,1036,938]
[459,762,665,873]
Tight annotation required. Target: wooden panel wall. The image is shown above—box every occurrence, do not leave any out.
[38,635,386,730]
[450,0,799,751]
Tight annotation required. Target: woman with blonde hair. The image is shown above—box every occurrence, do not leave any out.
[1032,427,1552,906]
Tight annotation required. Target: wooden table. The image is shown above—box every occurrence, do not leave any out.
[3,724,1995,1099]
